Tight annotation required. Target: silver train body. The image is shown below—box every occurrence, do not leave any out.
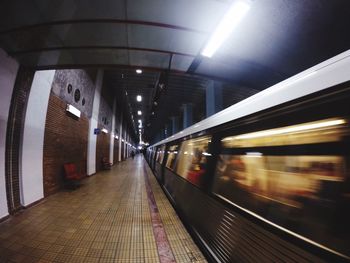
[146,50,350,262]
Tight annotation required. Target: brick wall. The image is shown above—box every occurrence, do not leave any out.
[96,132,110,172]
[43,93,89,196]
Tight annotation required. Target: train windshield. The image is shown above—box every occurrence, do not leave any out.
[213,117,350,256]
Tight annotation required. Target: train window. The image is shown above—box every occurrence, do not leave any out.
[175,136,211,187]
[156,145,166,164]
[222,117,347,148]
[213,117,350,256]
[165,145,179,170]
[214,154,345,210]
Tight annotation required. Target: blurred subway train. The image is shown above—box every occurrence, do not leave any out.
[145,50,350,262]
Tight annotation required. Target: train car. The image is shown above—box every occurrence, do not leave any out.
[146,146,157,171]
[146,50,350,262]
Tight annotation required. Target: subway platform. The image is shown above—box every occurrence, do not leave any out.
[0,156,206,263]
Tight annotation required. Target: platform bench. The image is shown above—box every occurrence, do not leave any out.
[63,163,85,188]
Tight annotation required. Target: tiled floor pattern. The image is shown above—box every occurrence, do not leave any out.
[143,164,176,263]
[143,165,206,263]
[0,156,207,263]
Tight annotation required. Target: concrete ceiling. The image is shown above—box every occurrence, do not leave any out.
[1,0,350,142]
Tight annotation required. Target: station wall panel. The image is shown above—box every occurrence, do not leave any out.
[21,70,55,206]
[0,49,19,219]
[95,80,114,171]
[113,137,120,164]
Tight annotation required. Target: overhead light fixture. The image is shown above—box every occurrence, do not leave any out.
[137,111,142,115]
[136,69,142,74]
[136,95,142,102]
[66,104,81,118]
[201,0,250,57]
[101,128,108,134]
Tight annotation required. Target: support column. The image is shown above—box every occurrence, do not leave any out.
[127,134,129,158]
[118,110,123,162]
[109,98,116,164]
[5,67,35,214]
[0,49,18,218]
[170,116,179,135]
[123,126,127,160]
[206,80,223,117]
[87,69,103,175]
[21,70,55,206]
[164,124,168,139]
[182,103,193,129]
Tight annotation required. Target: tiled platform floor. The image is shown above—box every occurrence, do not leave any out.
[0,156,207,263]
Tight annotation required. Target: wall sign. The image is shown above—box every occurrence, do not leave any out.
[94,128,100,135]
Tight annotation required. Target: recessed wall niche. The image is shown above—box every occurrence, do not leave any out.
[74,89,81,102]
[67,84,72,94]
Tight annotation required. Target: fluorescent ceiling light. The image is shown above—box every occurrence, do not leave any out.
[136,69,142,74]
[66,104,81,118]
[101,128,108,134]
[201,0,250,57]
[136,95,142,102]
[137,111,142,115]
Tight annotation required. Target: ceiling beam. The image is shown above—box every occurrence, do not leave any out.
[0,19,207,35]
[8,46,195,57]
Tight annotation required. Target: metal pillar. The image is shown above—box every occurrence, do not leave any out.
[87,69,103,175]
[109,98,116,164]
[118,108,123,162]
[170,116,179,135]
[206,80,223,117]
[182,103,193,129]
[164,124,168,139]
[124,127,127,159]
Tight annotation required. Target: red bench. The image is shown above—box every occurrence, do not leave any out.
[63,163,85,188]
[102,157,112,170]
